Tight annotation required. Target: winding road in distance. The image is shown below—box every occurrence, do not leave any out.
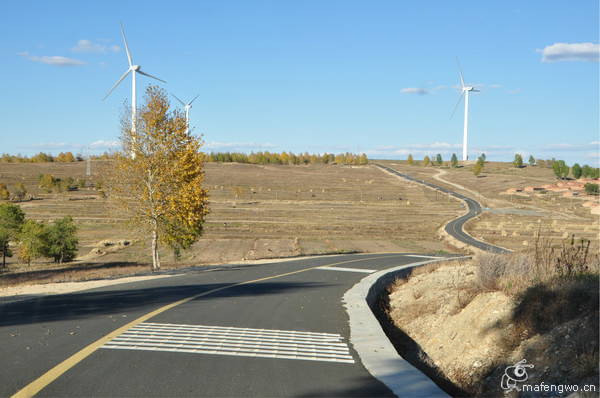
[374,163,511,254]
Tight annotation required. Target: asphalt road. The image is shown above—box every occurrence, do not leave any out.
[374,164,511,254]
[1,253,457,397]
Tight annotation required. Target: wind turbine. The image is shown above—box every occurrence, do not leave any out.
[451,57,479,161]
[103,22,166,156]
[171,93,199,134]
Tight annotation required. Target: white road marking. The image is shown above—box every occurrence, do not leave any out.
[317,266,376,273]
[404,255,444,259]
[102,323,355,364]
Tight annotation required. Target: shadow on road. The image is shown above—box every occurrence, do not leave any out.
[0,280,333,327]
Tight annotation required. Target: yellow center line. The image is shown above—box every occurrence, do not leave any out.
[12,254,398,398]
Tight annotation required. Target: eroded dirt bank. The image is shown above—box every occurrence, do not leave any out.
[382,260,599,397]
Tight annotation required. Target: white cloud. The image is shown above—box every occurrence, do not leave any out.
[71,39,105,53]
[19,51,86,67]
[536,143,595,152]
[28,142,72,150]
[538,42,599,63]
[90,140,119,149]
[203,141,277,151]
[400,87,429,95]
[71,39,121,53]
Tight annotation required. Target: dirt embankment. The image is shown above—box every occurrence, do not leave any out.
[382,260,599,397]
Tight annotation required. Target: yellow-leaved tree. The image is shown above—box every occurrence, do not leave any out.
[104,85,210,271]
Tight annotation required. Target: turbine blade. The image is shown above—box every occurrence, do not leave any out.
[188,94,200,106]
[471,89,481,92]
[456,57,465,88]
[137,69,167,83]
[450,91,464,120]
[103,69,131,100]
[171,93,186,107]
[120,22,133,67]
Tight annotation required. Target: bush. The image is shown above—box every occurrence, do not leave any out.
[39,173,55,192]
[14,182,26,201]
[477,252,535,292]
[585,182,599,196]
[0,183,9,200]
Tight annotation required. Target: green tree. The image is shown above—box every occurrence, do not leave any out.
[477,156,485,168]
[423,155,430,167]
[435,154,443,166]
[18,220,47,266]
[582,164,591,178]
[450,153,458,168]
[513,154,523,168]
[480,153,486,162]
[552,160,569,179]
[528,155,536,166]
[46,215,78,264]
[407,154,414,166]
[472,163,483,177]
[0,203,25,267]
[572,163,582,179]
[103,85,210,271]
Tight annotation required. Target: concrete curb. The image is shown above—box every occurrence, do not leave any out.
[344,257,468,397]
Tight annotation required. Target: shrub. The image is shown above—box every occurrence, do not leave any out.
[585,182,599,196]
[0,183,9,200]
[14,182,26,201]
[39,173,55,192]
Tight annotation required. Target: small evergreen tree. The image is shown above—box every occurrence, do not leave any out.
[528,155,536,166]
[450,153,458,168]
[436,154,443,166]
[407,154,414,166]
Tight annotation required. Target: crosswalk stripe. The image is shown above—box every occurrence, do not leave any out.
[101,323,355,364]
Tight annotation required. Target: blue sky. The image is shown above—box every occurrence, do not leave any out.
[1,0,598,165]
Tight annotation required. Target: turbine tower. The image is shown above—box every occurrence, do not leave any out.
[172,93,199,134]
[103,22,166,156]
[451,58,479,161]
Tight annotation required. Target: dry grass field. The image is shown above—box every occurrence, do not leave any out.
[0,160,461,284]
[0,159,597,285]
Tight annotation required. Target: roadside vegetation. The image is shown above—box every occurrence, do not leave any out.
[383,231,599,396]
[0,202,78,267]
